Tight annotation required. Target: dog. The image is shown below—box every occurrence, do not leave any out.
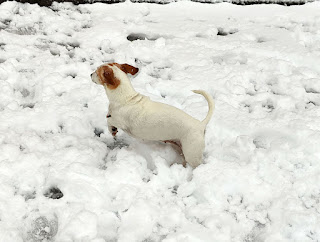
[91,63,214,168]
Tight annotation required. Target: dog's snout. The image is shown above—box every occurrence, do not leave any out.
[91,71,100,85]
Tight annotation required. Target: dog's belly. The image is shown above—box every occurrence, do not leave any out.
[118,101,201,141]
[124,120,190,141]
[134,130,178,141]
[123,127,176,140]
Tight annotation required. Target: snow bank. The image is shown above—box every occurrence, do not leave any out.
[0,0,320,241]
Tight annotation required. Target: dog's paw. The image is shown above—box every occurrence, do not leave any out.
[111,127,118,137]
[108,125,118,137]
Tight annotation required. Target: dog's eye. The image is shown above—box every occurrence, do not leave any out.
[104,70,111,76]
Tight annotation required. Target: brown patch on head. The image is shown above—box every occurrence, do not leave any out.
[97,65,120,90]
[111,63,139,76]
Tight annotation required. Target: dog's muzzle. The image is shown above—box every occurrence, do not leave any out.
[91,72,99,84]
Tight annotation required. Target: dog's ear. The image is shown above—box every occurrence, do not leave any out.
[119,64,139,75]
[100,66,120,89]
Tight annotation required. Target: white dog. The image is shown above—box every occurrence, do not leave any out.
[91,63,214,168]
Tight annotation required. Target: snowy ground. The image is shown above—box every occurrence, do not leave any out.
[0,1,320,241]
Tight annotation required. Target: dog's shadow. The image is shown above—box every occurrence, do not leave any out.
[106,137,130,150]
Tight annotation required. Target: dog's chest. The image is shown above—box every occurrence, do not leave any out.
[108,105,130,127]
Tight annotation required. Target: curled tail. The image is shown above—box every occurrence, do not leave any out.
[192,90,215,127]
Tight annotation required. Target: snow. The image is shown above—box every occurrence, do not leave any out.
[0,1,320,241]
[130,0,314,4]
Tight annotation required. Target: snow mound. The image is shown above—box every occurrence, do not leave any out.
[25,215,58,242]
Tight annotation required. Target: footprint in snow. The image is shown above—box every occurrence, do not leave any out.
[217,27,238,36]
[127,33,160,41]
[44,187,63,199]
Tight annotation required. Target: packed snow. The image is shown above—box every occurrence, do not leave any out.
[0,1,320,241]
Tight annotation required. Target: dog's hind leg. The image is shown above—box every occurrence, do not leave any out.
[181,135,205,168]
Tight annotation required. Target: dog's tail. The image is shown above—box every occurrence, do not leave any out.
[192,90,215,127]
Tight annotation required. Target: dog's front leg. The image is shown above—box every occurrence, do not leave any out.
[107,114,118,137]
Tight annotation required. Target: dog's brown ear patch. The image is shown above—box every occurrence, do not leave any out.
[118,64,139,75]
[98,66,120,89]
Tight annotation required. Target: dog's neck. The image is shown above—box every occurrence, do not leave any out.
[104,78,139,106]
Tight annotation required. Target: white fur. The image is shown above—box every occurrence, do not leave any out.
[91,64,215,168]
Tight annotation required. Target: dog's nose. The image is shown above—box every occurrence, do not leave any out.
[90,73,93,77]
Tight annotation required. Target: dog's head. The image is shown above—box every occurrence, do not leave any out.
[91,63,139,90]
